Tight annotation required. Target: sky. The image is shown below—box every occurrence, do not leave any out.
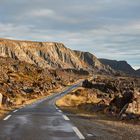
[0,0,140,69]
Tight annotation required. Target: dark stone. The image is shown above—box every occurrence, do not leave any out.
[110,90,134,111]
[22,87,34,93]
[82,80,93,88]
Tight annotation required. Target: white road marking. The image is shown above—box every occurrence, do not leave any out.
[3,115,12,121]
[72,126,85,140]
[62,115,70,121]
[13,110,18,113]
[58,110,62,113]
[87,133,93,137]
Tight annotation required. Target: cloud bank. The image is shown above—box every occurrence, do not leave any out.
[0,0,140,69]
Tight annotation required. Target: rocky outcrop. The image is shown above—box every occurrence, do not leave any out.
[0,38,114,74]
[81,77,140,120]
[74,51,103,69]
[99,58,140,77]
[0,93,2,106]
[74,51,115,74]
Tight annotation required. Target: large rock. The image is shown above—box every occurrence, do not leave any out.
[0,93,3,106]
[82,80,93,88]
[109,90,134,112]
[1,95,12,107]
[22,87,34,93]
[126,91,140,114]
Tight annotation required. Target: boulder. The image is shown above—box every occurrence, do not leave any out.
[109,90,134,113]
[0,93,3,106]
[82,80,93,88]
[22,87,34,93]
[2,95,12,107]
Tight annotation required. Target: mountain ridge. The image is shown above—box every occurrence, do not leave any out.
[99,58,140,76]
[1,38,139,77]
[136,69,140,75]
[0,38,114,74]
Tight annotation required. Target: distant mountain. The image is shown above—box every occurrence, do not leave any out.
[0,38,113,74]
[99,58,140,77]
[136,69,140,75]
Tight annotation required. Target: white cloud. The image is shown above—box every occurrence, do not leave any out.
[133,66,140,70]
[29,9,55,17]
[0,0,139,68]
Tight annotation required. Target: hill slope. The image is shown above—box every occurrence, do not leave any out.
[99,58,140,76]
[0,38,113,74]
[0,55,89,118]
[136,69,140,76]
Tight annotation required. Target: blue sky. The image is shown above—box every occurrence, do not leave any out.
[0,0,140,69]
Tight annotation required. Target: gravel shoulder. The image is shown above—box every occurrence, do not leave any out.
[59,107,140,140]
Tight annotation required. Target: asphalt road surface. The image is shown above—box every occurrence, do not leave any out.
[0,83,85,140]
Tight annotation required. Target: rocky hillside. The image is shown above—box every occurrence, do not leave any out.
[99,58,140,77]
[0,38,113,74]
[136,69,140,76]
[0,56,88,108]
[57,76,140,121]
[74,51,105,70]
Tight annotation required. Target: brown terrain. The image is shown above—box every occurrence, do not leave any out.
[57,75,140,120]
[0,56,88,118]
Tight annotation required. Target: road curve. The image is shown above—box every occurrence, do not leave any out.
[0,83,84,140]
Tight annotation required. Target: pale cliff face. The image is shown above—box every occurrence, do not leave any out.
[0,38,113,73]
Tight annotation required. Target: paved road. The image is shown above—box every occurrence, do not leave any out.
[0,83,85,140]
